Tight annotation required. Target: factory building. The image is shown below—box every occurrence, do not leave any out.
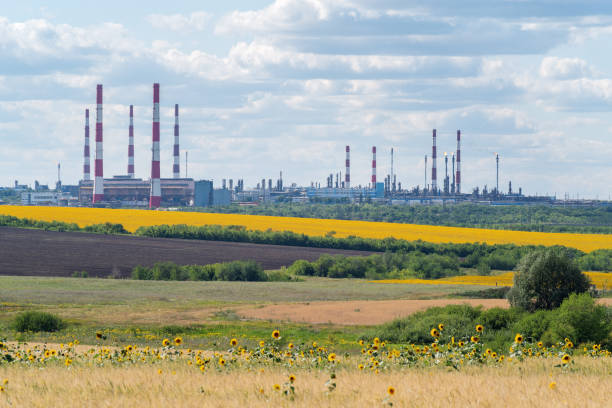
[22,191,74,206]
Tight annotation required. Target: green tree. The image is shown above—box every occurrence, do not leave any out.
[507,249,591,311]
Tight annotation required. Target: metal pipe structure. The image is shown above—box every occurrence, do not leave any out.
[456,130,461,194]
[496,153,499,194]
[149,83,161,208]
[371,146,376,189]
[83,109,90,181]
[345,145,350,189]
[128,105,134,178]
[173,104,180,178]
[432,129,437,192]
[92,84,104,203]
[452,152,456,193]
[424,155,427,190]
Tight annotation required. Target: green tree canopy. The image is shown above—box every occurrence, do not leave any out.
[507,249,591,311]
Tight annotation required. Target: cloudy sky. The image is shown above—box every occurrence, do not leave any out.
[1,1,612,198]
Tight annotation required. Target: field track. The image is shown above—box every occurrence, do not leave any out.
[0,227,372,277]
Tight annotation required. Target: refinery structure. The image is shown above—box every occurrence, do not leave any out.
[5,82,589,208]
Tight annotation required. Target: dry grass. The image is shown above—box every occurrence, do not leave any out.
[2,205,612,252]
[237,299,511,325]
[0,358,610,407]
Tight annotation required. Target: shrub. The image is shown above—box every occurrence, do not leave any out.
[512,310,554,342]
[547,293,612,344]
[480,307,524,331]
[507,249,591,311]
[287,259,316,276]
[12,311,65,332]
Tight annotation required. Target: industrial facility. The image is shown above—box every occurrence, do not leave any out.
[3,82,596,208]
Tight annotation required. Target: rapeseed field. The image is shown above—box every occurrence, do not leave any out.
[1,205,612,252]
[374,271,611,290]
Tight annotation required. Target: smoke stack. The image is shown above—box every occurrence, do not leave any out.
[371,146,376,189]
[149,83,161,208]
[432,129,437,192]
[456,130,461,194]
[83,109,90,181]
[345,145,350,189]
[424,155,427,190]
[92,84,104,203]
[128,105,134,178]
[173,104,180,179]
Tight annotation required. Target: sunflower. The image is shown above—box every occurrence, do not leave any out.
[565,341,574,349]
[273,384,281,391]
[430,328,440,338]
[64,358,72,367]
[271,330,281,340]
[358,364,364,370]
[289,374,296,383]
[514,334,524,344]
[471,336,479,344]
[288,343,294,349]
[328,353,337,362]
[438,323,445,331]
[373,337,381,345]
[549,381,557,390]
[537,341,543,348]
[230,338,238,347]
[485,348,492,355]
[96,332,103,339]
[199,365,205,372]
[162,338,170,347]
[358,339,365,346]
[561,354,571,364]
[476,325,484,333]
[259,340,265,348]
[458,341,465,347]
[387,386,396,396]
[174,337,183,346]
[491,352,498,358]
[218,357,226,366]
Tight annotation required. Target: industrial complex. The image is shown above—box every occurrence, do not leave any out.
[1,83,604,208]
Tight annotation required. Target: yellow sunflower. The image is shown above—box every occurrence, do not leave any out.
[514,334,524,344]
[271,330,281,340]
[476,325,484,333]
[387,386,396,396]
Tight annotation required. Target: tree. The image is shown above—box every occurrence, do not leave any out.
[507,249,591,311]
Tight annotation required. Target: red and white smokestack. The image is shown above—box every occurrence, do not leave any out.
[432,129,437,192]
[173,104,180,178]
[345,145,350,189]
[128,105,134,178]
[149,83,161,208]
[371,146,376,189]
[456,130,461,194]
[92,85,104,203]
[83,109,90,181]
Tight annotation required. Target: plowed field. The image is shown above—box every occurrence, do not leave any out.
[0,227,372,277]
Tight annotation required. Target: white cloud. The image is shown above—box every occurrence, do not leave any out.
[539,57,592,80]
[146,12,211,32]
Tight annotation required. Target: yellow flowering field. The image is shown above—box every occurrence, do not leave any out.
[374,271,611,290]
[1,205,612,252]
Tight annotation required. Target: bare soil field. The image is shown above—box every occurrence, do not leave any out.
[0,227,372,277]
[237,298,612,325]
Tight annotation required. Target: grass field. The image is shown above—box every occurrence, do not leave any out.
[0,275,482,348]
[2,205,612,251]
[1,358,610,407]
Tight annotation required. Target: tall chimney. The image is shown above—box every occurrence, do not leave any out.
[92,85,104,203]
[424,155,427,191]
[432,129,437,192]
[128,105,134,178]
[173,104,180,179]
[149,83,161,208]
[371,146,376,189]
[83,109,90,181]
[345,145,350,189]
[456,130,461,194]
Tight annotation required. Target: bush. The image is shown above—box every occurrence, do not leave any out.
[512,310,553,342]
[12,311,65,332]
[480,307,524,331]
[507,249,591,311]
[131,261,267,282]
[547,293,612,344]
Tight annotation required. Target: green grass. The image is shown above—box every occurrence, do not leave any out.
[0,275,489,350]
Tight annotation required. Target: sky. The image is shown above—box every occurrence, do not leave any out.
[1,1,612,199]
